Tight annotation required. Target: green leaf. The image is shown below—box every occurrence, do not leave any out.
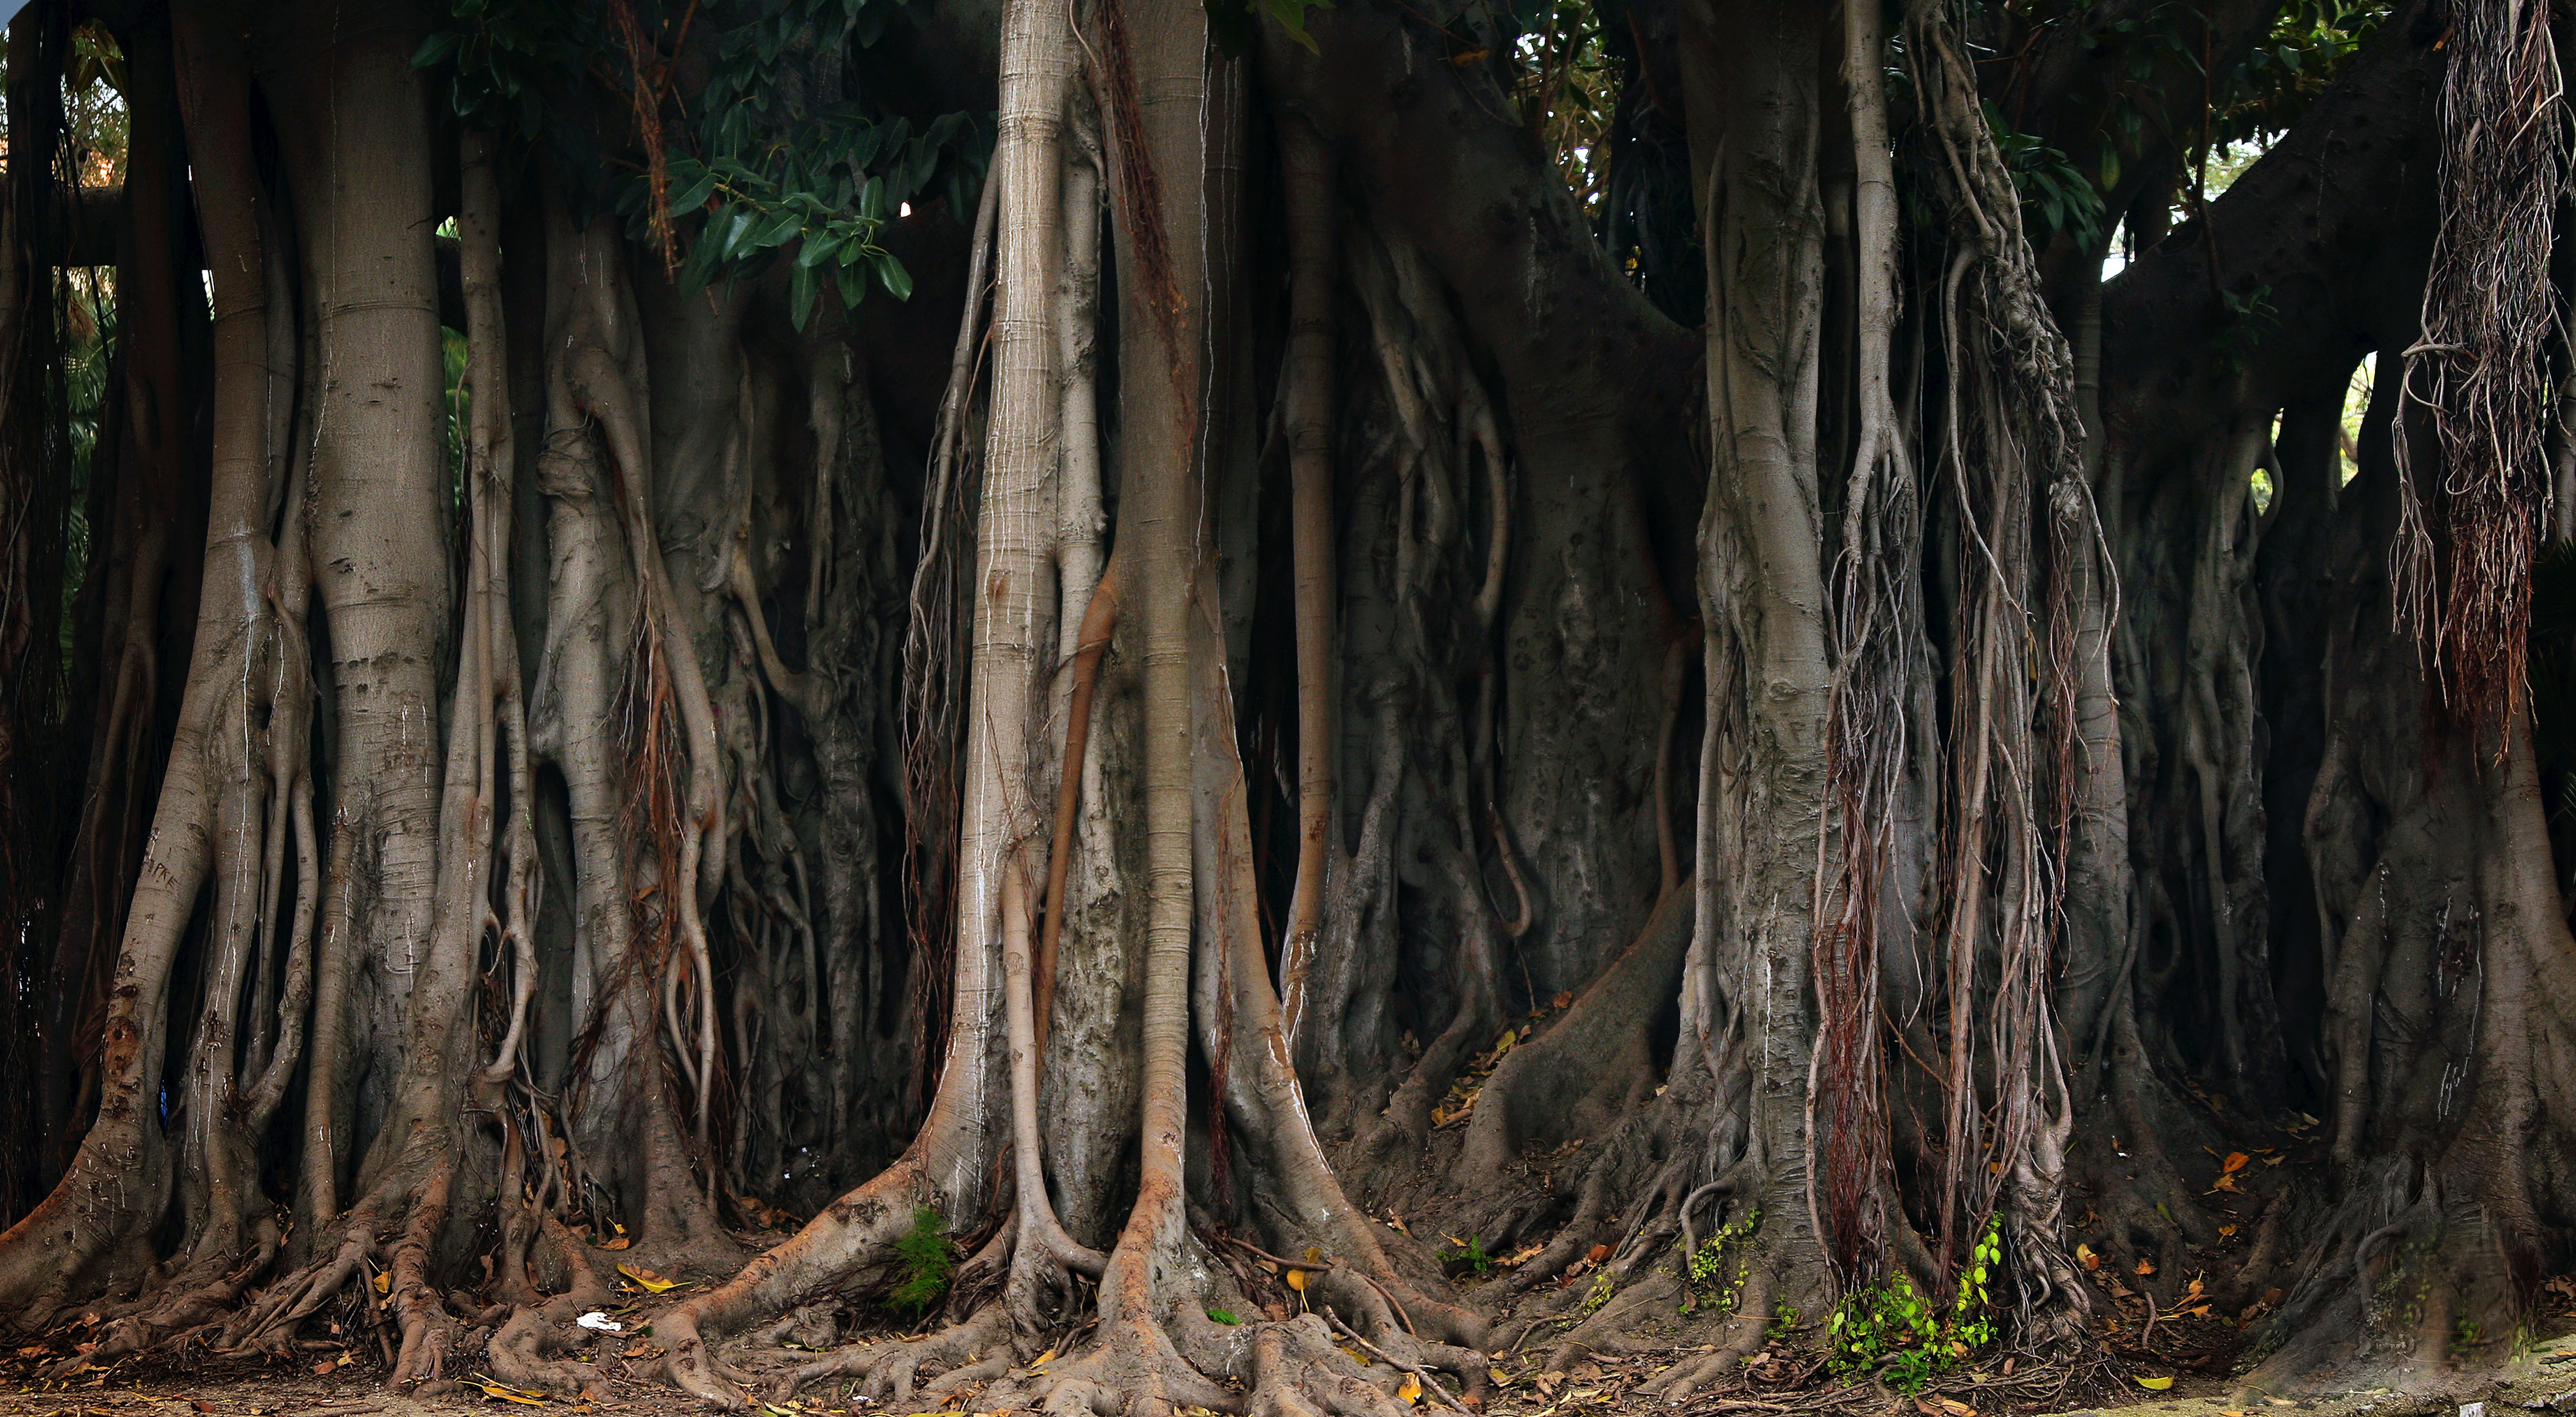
[412,32,460,71]
[1205,1308,1241,1326]
[791,262,817,331]
[670,166,718,217]
[871,249,913,302]
[836,262,864,310]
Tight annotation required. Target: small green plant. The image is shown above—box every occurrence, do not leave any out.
[1439,1234,1494,1274]
[1828,1272,1945,1392]
[1579,1268,1616,1315]
[1826,1217,2005,1393]
[1769,1301,1802,1338]
[2452,1314,2485,1361]
[1681,1205,1760,1316]
[887,1206,953,1316]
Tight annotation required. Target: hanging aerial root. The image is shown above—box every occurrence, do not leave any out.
[2392,0,2565,741]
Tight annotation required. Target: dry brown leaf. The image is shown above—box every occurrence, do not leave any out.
[2133,1258,2156,1276]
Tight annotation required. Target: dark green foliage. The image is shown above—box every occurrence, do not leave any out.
[414,0,993,331]
[888,1206,953,1316]
[410,0,578,143]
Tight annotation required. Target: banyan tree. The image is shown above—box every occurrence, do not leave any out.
[0,0,2565,1406]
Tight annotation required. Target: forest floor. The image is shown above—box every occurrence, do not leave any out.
[2,1286,2566,1417]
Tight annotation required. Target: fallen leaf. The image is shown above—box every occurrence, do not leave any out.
[2076,1243,2100,1270]
[1286,1269,1308,1292]
[1448,47,1488,64]
[312,1362,335,1377]
[2219,1225,2238,1238]
[1585,1244,1611,1264]
[1937,1397,1975,1414]
[2223,1152,2250,1173]
[1553,992,1572,1009]
[2134,1258,2157,1276]
[372,1272,391,1295]
[475,1380,548,1406]
[598,1236,632,1251]
[2209,1173,2240,1193]
[618,1263,681,1293]
[2262,1153,2286,1166]
[2137,1377,2174,1391]
[1398,1373,1423,1405]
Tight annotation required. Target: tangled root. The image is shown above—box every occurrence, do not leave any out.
[770,1306,1024,1407]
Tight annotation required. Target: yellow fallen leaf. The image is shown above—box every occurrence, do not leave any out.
[2208,1173,2239,1193]
[2222,1152,2249,1173]
[1032,1348,1057,1367]
[598,1236,632,1251]
[372,1272,391,1295]
[1398,1373,1422,1405]
[2137,1377,2173,1391]
[1430,1108,1447,1127]
[474,1381,547,1406]
[2133,1259,2156,1277]
[1305,1247,1323,1262]
[2076,1243,2100,1270]
[618,1263,680,1293]
[1286,1269,1307,1292]
[2217,1225,2238,1238]
[1447,47,1488,65]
